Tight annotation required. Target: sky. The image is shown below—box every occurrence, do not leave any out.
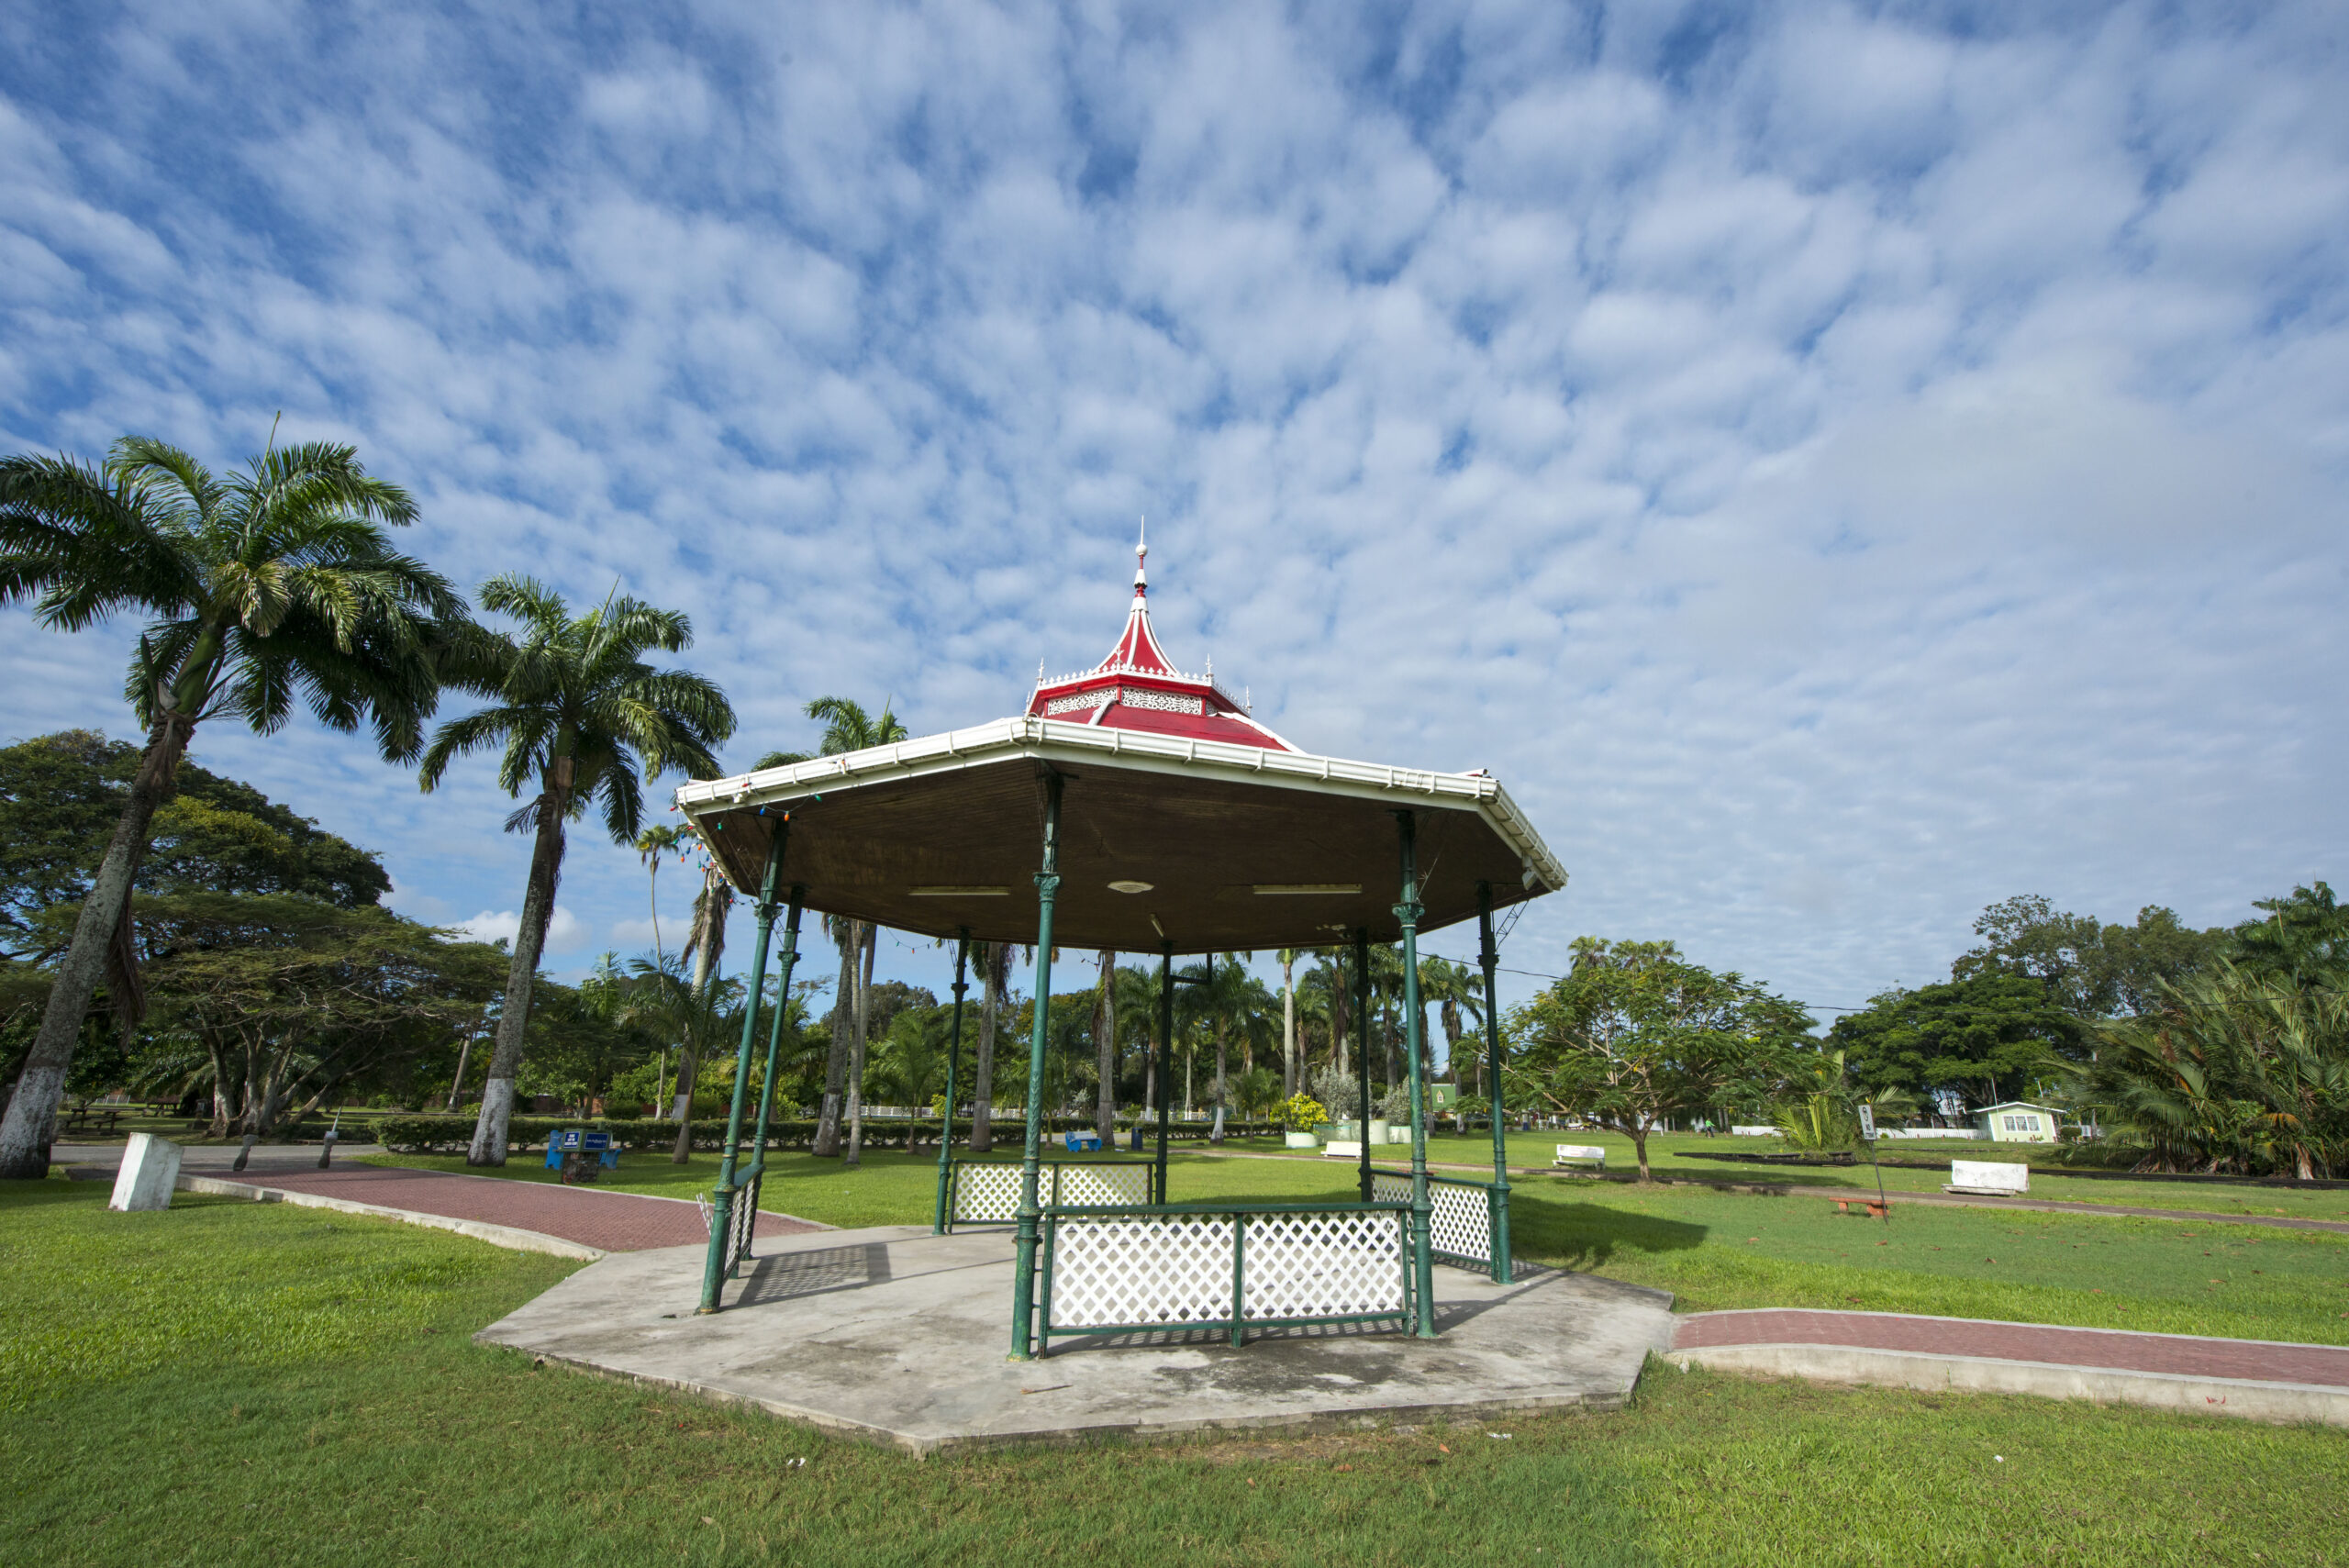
[2,0,2343,1024]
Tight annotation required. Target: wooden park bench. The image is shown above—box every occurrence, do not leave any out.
[1828,1195,1891,1219]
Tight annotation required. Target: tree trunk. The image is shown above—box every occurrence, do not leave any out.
[1096,950,1116,1144]
[1632,1121,1653,1184]
[1211,1009,1228,1145]
[1282,955,1297,1097]
[672,871,729,1162]
[845,923,875,1167]
[971,943,1001,1152]
[0,711,191,1179]
[467,776,567,1167]
[813,921,856,1157]
[1332,973,1350,1078]
[445,1026,478,1112]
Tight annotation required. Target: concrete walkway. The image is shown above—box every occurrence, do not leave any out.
[480,1226,1678,1454]
[1672,1307,2349,1426]
[176,1163,827,1257]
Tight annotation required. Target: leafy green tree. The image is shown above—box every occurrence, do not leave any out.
[1829,974,2082,1106]
[1513,939,1813,1181]
[123,892,503,1137]
[419,575,732,1165]
[1954,894,2226,1020]
[0,436,461,1177]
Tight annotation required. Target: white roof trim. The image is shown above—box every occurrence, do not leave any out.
[677,714,1568,895]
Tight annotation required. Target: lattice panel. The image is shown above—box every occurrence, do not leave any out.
[1372,1174,1493,1267]
[953,1162,1025,1223]
[1056,1163,1153,1207]
[1241,1210,1407,1319]
[1044,689,1111,716]
[1050,1215,1235,1328]
[1121,687,1205,715]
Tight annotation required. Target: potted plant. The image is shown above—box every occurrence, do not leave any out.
[1278,1093,1330,1148]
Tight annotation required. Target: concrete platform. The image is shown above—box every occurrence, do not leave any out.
[477,1225,1676,1454]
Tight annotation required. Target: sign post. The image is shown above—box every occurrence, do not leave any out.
[1858,1102,1889,1226]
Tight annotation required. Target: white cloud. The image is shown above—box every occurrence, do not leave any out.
[1,1,2343,1015]
[459,906,584,955]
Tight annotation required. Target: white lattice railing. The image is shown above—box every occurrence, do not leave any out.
[949,1161,1157,1228]
[1038,1204,1410,1351]
[1371,1173,1495,1270]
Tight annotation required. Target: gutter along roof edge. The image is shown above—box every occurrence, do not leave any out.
[674,715,1569,896]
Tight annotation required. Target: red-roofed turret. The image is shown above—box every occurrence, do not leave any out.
[1026,525,1297,751]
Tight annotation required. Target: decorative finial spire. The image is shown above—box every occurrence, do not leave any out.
[1134,516,1148,592]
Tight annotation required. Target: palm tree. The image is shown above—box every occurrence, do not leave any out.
[0,435,462,1178]
[633,822,690,1108]
[1095,949,1118,1143]
[1278,949,1301,1096]
[970,941,1010,1151]
[419,575,732,1166]
[798,696,908,1164]
[1417,955,1483,1093]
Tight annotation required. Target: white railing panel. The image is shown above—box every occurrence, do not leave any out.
[1051,1215,1235,1329]
[1373,1173,1493,1267]
[1241,1210,1407,1319]
[952,1162,1024,1223]
[1057,1163,1153,1207]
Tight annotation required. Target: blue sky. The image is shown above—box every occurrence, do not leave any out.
[2,1,2343,1020]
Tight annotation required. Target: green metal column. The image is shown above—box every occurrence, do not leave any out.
[1475,883,1514,1284]
[1008,772,1063,1361]
[737,884,807,1262]
[1353,929,1372,1204]
[933,931,970,1234]
[697,819,787,1314]
[1154,943,1173,1206]
[1395,810,1436,1337]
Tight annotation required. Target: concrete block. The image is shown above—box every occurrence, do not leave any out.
[109,1132,182,1211]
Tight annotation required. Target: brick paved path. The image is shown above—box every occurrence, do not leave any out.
[1675,1308,2349,1387]
[215,1165,825,1253]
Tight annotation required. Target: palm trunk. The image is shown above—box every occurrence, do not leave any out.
[1211,1011,1228,1144]
[813,921,856,1157]
[672,873,729,1162]
[1332,975,1351,1078]
[845,923,874,1167]
[467,779,566,1166]
[0,710,192,1179]
[1282,956,1297,1097]
[1096,950,1116,1144]
[971,943,1001,1152]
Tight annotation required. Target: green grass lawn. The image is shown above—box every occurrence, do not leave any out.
[366,1144,2349,1344]
[6,1178,2346,1568]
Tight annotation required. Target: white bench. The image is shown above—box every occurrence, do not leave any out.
[1946,1160,2029,1195]
[1553,1143,1606,1171]
[1323,1140,1363,1159]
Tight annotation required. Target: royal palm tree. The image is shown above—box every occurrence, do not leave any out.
[419,575,732,1165]
[970,941,1010,1151]
[798,696,907,1164]
[1417,955,1483,1091]
[0,435,462,1178]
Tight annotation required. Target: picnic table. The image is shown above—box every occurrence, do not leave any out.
[61,1106,124,1136]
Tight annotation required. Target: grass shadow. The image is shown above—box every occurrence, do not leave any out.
[1508,1198,1709,1272]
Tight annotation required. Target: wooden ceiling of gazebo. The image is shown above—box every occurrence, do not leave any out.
[676,718,1564,954]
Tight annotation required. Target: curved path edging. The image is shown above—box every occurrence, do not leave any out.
[179,1173,604,1260]
[1671,1307,2349,1428]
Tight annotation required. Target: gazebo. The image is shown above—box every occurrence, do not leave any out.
[674,535,1565,1359]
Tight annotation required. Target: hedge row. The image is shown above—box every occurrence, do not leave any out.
[369,1114,1281,1155]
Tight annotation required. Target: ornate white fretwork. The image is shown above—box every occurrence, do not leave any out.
[1373,1173,1493,1267]
[1120,687,1205,716]
[1051,1214,1235,1328]
[1044,689,1112,717]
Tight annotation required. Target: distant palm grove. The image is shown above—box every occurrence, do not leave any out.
[2,433,2343,1183]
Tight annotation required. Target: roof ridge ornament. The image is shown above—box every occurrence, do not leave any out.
[1136,516,1147,592]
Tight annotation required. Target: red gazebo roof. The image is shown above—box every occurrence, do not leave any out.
[1025,529,1297,752]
